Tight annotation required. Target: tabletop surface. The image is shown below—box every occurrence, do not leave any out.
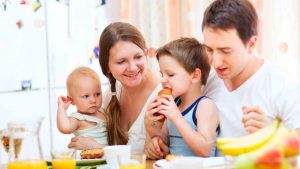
[0,160,156,169]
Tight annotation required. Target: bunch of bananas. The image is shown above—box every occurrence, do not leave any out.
[216,119,300,169]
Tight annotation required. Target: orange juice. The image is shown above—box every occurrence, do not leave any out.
[8,160,47,169]
[52,159,76,169]
[120,163,145,169]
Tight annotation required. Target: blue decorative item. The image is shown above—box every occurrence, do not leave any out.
[21,80,32,90]
[93,47,99,59]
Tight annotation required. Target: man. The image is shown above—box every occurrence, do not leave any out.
[145,0,300,159]
[202,0,300,138]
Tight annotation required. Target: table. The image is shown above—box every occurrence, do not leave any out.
[0,160,156,169]
[146,160,155,169]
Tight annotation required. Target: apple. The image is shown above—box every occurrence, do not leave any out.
[282,133,300,157]
[235,154,256,169]
[255,148,283,169]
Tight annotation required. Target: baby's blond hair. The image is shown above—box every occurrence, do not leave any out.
[66,67,100,95]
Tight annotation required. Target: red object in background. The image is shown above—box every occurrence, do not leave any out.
[16,20,23,29]
[20,0,29,5]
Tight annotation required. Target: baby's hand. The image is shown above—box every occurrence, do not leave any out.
[57,96,71,111]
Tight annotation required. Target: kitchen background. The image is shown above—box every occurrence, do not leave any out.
[0,0,299,158]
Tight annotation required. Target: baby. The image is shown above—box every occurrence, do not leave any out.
[57,66,108,147]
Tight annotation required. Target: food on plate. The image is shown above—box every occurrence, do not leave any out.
[80,148,104,159]
[165,154,183,161]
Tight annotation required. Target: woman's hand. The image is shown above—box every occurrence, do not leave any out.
[68,136,102,150]
[242,106,270,133]
[144,136,169,160]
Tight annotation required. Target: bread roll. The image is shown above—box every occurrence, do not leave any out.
[80,148,104,159]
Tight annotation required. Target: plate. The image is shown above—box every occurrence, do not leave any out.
[76,158,106,166]
[153,157,227,169]
[46,158,106,166]
[153,159,171,169]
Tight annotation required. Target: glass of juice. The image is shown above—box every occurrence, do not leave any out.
[7,121,47,169]
[120,152,146,169]
[8,160,47,169]
[51,149,76,169]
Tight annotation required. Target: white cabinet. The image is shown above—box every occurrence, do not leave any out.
[0,0,109,158]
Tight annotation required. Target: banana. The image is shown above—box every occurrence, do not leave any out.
[216,137,237,148]
[217,119,280,156]
[235,123,290,169]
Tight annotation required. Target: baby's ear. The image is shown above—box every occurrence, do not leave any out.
[67,96,74,105]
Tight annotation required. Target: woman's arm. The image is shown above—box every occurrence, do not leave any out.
[144,116,169,159]
[144,96,168,138]
[68,136,103,150]
[144,135,169,160]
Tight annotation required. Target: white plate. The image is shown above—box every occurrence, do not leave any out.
[202,157,226,167]
[153,157,226,169]
[153,159,171,169]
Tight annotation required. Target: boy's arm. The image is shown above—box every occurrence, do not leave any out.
[166,98,219,157]
[57,96,78,134]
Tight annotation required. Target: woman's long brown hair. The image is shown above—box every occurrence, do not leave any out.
[99,22,146,145]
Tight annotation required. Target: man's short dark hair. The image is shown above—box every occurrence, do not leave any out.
[202,0,258,45]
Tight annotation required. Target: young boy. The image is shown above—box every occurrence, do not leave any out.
[147,38,219,157]
[57,66,108,147]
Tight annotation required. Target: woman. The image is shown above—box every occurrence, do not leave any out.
[68,22,222,154]
[68,22,162,153]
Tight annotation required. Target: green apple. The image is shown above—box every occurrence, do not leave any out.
[235,154,256,169]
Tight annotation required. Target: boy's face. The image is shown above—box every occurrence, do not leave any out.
[69,76,102,114]
[158,55,195,98]
[203,27,253,81]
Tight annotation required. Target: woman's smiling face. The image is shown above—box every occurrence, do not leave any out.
[108,41,147,87]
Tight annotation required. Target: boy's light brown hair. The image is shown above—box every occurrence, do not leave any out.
[156,37,211,85]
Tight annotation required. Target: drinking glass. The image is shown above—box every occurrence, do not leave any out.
[103,145,131,169]
[120,152,146,169]
[51,149,76,169]
[0,129,9,164]
[7,121,47,169]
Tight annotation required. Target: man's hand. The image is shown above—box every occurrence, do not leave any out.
[242,106,270,133]
[144,137,169,160]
